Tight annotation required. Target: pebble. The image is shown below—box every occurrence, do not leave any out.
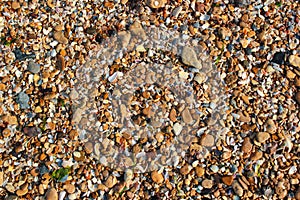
[200,134,215,147]
[271,52,285,65]
[289,55,300,68]
[56,55,66,70]
[241,137,252,154]
[202,179,213,189]
[64,184,75,194]
[11,1,20,9]
[181,46,202,69]
[53,31,68,44]
[173,123,183,135]
[222,175,234,186]
[28,60,40,74]
[16,183,28,196]
[286,70,296,79]
[104,175,117,188]
[84,142,93,154]
[151,171,164,184]
[169,108,177,122]
[195,166,205,177]
[265,119,276,134]
[295,91,300,105]
[256,132,270,143]
[232,181,243,197]
[250,151,263,161]
[180,164,191,175]
[0,172,3,186]
[124,169,134,182]
[146,0,167,8]
[46,188,58,200]
[16,92,30,109]
[194,72,206,84]
[295,187,300,200]
[210,165,219,173]
[182,108,193,124]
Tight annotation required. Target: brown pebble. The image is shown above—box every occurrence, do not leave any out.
[256,132,270,143]
[295,91,300,105]
[11,1,20,9]
[2,128,11,137]
[16,183,28,196]
[56,55,65,70]
[200,134,214,147]
[202,179,213,189]
[45,188,58,200]
[54,24,64,32]
[64,183,75,194]
[151,171,164,184]
[222,175,234,186]
[169,108,177,122]
[195,166,205,177]
[241,137,252,154]
[84,142,93,154]
[53,31,68,44]
[250,151,263,161]
[0,172,3,186]
[104,175,117,188]
[180,164,191,175]
[295,187,300,200]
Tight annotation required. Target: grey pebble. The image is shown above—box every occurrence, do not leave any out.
[28,60,40,73]
[16,92,30,109]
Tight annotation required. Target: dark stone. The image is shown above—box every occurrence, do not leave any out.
[271,52,285,65]
[86,27,97,35]
[14,49,35,61]
[23,126,40,137]
[95,33,103,44]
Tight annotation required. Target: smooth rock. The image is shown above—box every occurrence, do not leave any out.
[256,132,270,143]
[0,172,3,186]
[84,142,93,154]
[271,52,285,65]
[295,187,300,200]
[251,151,263,161]
[265,119,276,134]
[241,137,252,154]
[151,171,164,183]
[46,188,58,200]
[53,31,68,44]
[295,91,300,105]
[200,134,214,147]
[202,179,213,189]
[195,166,205,177]
[28,60,40,73]
[173,123,183,135]
[232,181,243,197]
[181,46,202,69]
[146,0,167,8]
[194,72,206,84]
[289,55,300,68]
[124,169,134,182]
[182,108,193,124]
[56,55,65,70]
[11,1,20,9]
[180,164,191,175]
[16,91,30,109]
[210,165,219,173]
[64,184,75,194]
[104,175,117,188]
[222,175,234,186]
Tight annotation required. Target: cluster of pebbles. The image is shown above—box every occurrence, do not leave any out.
[0,0,300,199]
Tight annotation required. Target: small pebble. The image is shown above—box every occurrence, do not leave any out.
[46,188,58,200]
[256,132,270,143]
